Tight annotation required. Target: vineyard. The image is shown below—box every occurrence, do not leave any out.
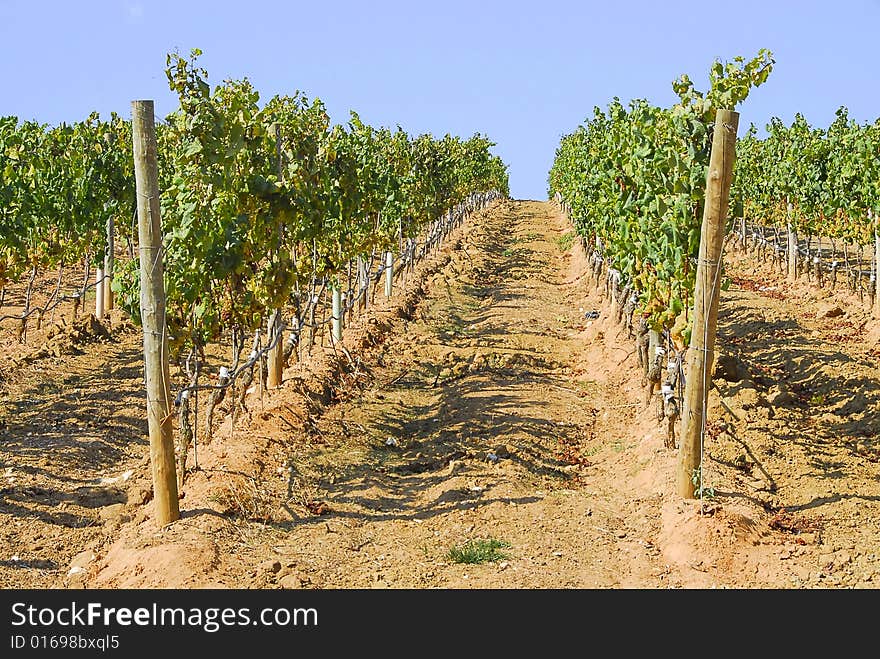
[1,49,879,589]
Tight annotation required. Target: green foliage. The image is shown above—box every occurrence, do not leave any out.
[548,51,775,341]
[0,112,134,288]
[673,49,775,120]
[0,47,510,364]
[732,106,879,244]
[556,231,575,252]
[147,49,509,357]
[446,538,511,564]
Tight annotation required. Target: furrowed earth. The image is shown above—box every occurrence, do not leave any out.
[2,199,879,590]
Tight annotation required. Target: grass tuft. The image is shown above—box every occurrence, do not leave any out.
[446,537,511,564]
[556,231,575,252]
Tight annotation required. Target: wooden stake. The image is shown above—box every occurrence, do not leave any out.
[331,284,342,342]
[267,309,283,387]
[104,216,114,313]
[95,268,104,319]
[266,123,284,387]
[132,99,180,525]
[385,251,393,298]
[677,108,739,499]
[872,210,879,318]
[786,202,797,282]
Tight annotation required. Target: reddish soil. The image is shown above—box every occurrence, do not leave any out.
[2,199,879,590]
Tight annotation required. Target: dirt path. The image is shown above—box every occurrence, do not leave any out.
[2,199,879,590]
[235,199,674,588]
[85,199,793,589]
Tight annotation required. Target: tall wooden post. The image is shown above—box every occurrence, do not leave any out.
[104,216,114,314]
[132,99,180,525]
[872,209,879,318]
[267,123,284,387]
[677,108,739,499]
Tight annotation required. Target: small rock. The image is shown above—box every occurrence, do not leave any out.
[767,385,795,407]
[817,305,844,319]
[278,574,303,589]
[819,553,835,567]
[127,484,153,506]
[446,460,464,475]
[99,503,126,522]
[733,385,761,409]
[67,567,87,589]
[260,560,282,575]
[70,550,96,571]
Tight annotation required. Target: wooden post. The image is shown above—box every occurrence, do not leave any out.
[267,309,283,387]
[648,330,660,363]
[872,210,879,318]
[385,251,393,298]
[76,256,90,319]
[357,256,364,312]
[786,201,797,282]
[266,123,284,387]
[677,108,739,499]
[331,284,342,342]
[104,216,114,313]
[95,268,104,319]
[132,99,180,525]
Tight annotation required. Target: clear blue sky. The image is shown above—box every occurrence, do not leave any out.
[2,0,878,200]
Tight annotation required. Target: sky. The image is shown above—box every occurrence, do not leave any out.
[1,0,878,200]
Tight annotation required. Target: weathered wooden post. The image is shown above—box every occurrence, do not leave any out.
[331,284,342,342]
[384,251,394,298]
[95,267,104,319]
[266,123,284,387]
[786,201,798,282]
[132,99,180,525]
[677,108,739,499]
[267,309,283,387]
[104,216,114,314]
[872,209,879,318]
